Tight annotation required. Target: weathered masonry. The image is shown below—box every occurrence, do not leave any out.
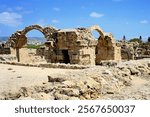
[7,25,121,65]
[0,43,11,54]
[45,28,97,65]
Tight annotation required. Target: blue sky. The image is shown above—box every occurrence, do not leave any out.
[0,0,150,40]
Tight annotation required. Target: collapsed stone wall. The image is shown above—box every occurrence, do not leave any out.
[51,28,97,65]
[120,41,139,60]
[137,44,150,58]
[0,43,11,54]
[119,40,150,60]
[0,48,11,54]
[96,34,121,63]
[89,26,121,64]
[36,47,45,57]
[46,25,121,65]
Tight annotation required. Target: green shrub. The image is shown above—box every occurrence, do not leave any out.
[26,44,44,49]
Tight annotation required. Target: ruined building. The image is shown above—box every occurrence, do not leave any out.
[0,43,11,54]
[7,25,121,65]
[120,40,139,60]
[119,40,150,60]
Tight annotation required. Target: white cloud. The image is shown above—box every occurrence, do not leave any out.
[90,12,104,18]
[52,19,59,23]
[140,20,149,24]
[0,12,22,26]
[53,7,60,11]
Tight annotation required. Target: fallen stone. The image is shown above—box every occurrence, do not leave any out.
[48,76,66,82]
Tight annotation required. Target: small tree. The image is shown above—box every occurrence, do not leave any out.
[139,36,142,41]
[148,37,150,42]
[123,35,126,41]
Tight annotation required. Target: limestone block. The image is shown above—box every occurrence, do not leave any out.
[48,76,66,83]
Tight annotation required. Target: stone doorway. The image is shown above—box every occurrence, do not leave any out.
[62,50,70,64]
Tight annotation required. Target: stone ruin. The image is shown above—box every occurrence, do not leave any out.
[6,25,122,65]
[119,40,150,60]
[119,40,139,60]
[0,43,11,54]
[137,43,150,59]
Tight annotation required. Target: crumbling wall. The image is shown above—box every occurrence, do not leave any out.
[88,26,121,64]
[0,48,11,54]
[54,29,97,65]
[137,44,150,58]
[120,41,139,60]
[36,47,45,56]
[0,43,11,54]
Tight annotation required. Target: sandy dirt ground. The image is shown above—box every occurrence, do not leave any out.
[0,63,78,97]
[0,62,150,100]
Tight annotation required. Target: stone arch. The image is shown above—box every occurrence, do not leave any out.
[89,25,113,48]
[22,25,44,35]
[7,25,57,48]
[89,25,116,45]
[88,25,105,39]
[88,25,121,64]
[7,24,57,62]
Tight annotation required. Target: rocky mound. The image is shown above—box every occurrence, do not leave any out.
[0,55,16,61]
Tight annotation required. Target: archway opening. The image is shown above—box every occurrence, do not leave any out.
[91,30,101,40]
[91,30,102,56]
[21,29,47,63]
[90,28,110,65]
[26,29,46,48]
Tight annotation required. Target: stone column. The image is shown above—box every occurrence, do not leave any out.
[16,48,20,62]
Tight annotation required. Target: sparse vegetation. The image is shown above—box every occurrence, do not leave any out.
[129,38,143,44]
[26,44,44,49]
